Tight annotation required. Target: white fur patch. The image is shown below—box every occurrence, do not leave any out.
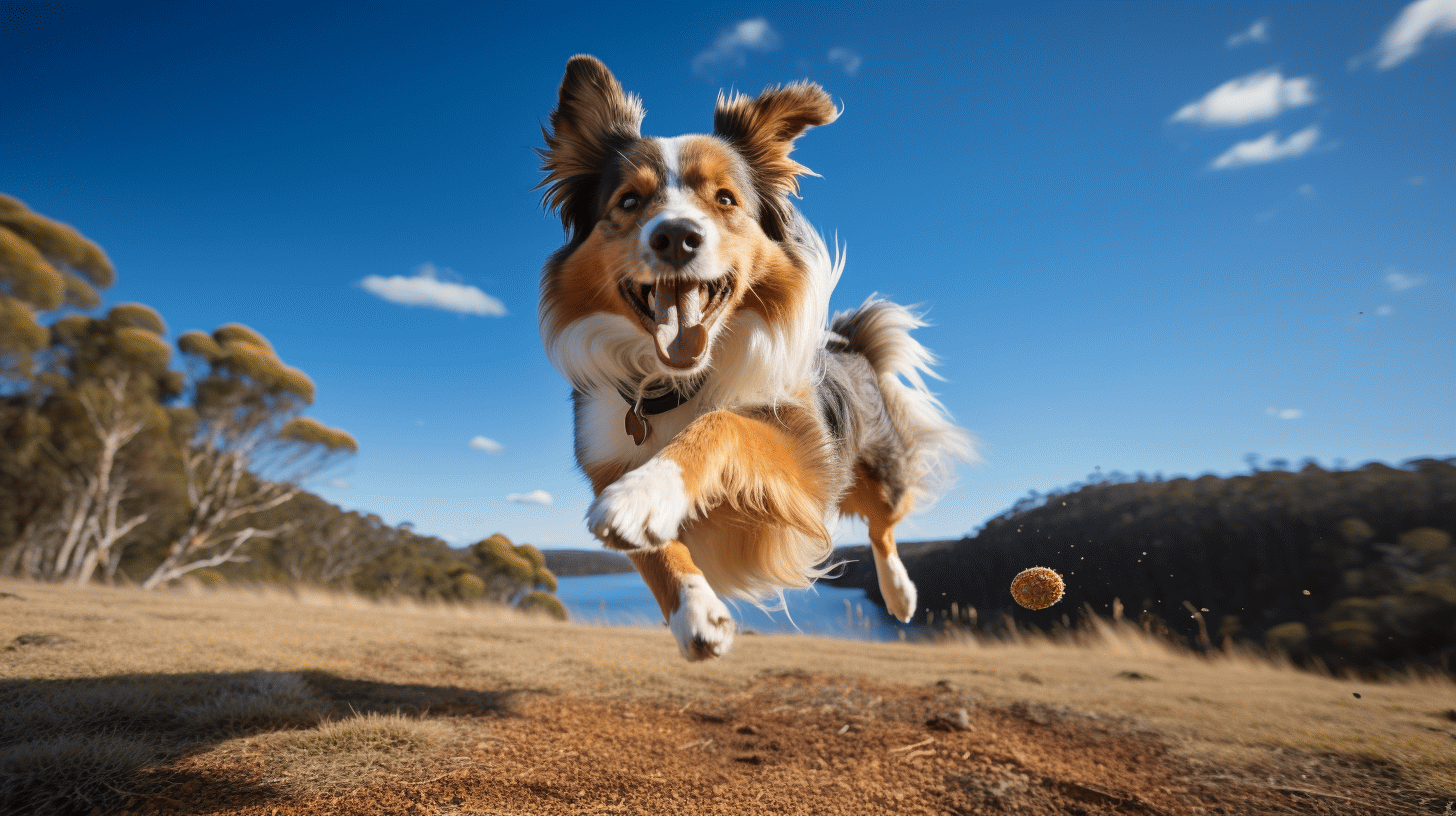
[668,574,736,660]
[586,457,692,550]
[873,549,917,623]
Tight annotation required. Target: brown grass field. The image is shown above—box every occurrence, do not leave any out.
[2,578,1454,815]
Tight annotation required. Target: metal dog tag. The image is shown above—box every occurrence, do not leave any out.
[625,403,649,446]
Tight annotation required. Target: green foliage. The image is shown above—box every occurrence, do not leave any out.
[1400,527,1451,558]
[518,590,569,620]
[0,194,114,289]
[177,330,224,363]
[62,272,101,310]
[0,296,48,354]
[0,225,65,310]
[108,303,167,335]
[279,417,357,453]
[1264,621,1309,654]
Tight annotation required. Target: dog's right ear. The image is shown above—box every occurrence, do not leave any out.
[537,56,645,238]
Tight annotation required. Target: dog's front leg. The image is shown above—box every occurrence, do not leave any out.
[587,407,828,554]
[629,541,736,661]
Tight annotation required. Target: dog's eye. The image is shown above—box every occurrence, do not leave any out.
[619,194,640,212]
[715,190,736,207]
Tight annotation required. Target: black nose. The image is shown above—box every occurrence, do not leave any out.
[648,219,704,268]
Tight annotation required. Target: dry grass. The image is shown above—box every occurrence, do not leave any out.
[2,577,1453,814]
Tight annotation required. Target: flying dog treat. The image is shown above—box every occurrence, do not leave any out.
[1010,567,1064,610]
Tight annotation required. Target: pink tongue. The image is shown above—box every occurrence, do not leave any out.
[652,281,708,369]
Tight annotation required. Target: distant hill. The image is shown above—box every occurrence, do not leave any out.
[826,458,1456,675]
[543,548,635,577]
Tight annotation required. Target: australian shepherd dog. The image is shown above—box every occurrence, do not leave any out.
[537,56,975,660]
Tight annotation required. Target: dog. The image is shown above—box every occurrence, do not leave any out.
[536,55,975,660]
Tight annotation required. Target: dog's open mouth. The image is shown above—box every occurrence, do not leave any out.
[621,277,733,370]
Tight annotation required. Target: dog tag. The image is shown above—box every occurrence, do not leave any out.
[625,404,649,446]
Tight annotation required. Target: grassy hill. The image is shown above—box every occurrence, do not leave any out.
[829,458,1456,676]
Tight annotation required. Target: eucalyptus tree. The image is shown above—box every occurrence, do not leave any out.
[0,194,112,386]
[34,305,181,583]
[142,323,355,588]
[0,195,126,578]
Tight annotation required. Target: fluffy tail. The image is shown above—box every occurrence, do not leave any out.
[830,296,979,509]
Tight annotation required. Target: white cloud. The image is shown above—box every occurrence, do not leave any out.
[1297,183,1316,199]
[360,263,506,316]
[329,478,352,490]
[828,47,862,77]
[1377,304,1396,317]
[1227,18,1271,48]
[692,17,781,76]
[506,490,553,506]
[1266,407,1304,420]
[1372,0,1456,69]
[468,436,503,454]
[1210,125,1322,170]
[1172,68,1315,128]
[1385,268,1427,291]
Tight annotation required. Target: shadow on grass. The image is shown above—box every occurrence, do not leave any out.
[0,669,530,816]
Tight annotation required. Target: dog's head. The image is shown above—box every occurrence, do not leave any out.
[537,55,837,385]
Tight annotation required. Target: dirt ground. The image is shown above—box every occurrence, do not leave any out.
[3,580,1454,815]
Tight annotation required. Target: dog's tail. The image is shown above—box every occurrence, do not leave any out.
[830,296,979,509]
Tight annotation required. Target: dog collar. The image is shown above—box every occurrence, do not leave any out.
[618,387,694,417]
[618,379,699,446]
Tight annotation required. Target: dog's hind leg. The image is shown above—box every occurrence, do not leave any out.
[839,464,917,623]
[629,541,736,661]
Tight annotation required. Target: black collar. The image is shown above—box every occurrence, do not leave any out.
[618,383,697,417]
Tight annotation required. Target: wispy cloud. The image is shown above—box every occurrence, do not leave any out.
[1266,407,1304,420]
[693,17,781,76]
[1297,183,1317,199]
[1370,0,1456,69]
[329,478,352,490]
[827,47,862,77]
[468,436,503,455]
[1172,68,1315,128]
[360,263,506,316]
[1376,304,1396,317]
[506,490,553,506]
[1210,125,1322,170]
[1385,268,1427,291]
[1227,18,1271,48]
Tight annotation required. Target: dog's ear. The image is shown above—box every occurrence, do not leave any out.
[538,55,645,238]
[714,83,838,240]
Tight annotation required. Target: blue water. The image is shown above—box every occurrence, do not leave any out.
[554,572,908,642]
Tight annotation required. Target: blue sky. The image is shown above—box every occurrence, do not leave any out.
[4,1,1453,551]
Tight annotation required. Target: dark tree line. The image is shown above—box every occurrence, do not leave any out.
[1,194,563,616]
[831,458,1456,674]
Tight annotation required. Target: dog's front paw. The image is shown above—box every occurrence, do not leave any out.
[586,458,692,550]
[669,575,736,661]
[874,550,918,624]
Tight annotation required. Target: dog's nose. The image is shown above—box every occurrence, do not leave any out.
[648,219,704,269]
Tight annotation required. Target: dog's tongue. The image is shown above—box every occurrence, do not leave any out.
[652,280,708,369]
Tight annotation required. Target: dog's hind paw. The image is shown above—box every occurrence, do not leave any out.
[874,550,918,624]
[670,575,736,661]
[586,457,692,550]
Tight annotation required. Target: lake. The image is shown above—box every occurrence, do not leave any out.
[554,572,911,642]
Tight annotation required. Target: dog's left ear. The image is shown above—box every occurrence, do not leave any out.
[714,83,838,239]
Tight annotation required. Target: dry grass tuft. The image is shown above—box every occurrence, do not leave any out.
[0,734,159,814]
[258,712,457,792]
